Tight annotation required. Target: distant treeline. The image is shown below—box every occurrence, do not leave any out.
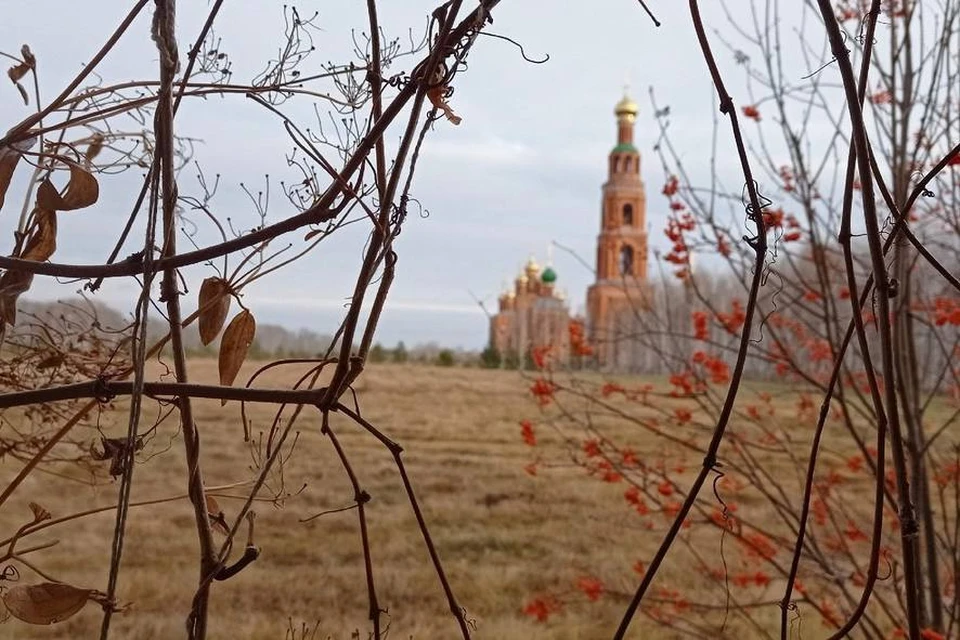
[11,298,485,368]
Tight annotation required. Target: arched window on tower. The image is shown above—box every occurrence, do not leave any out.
[622,203,634,226]
[620,245,634,276]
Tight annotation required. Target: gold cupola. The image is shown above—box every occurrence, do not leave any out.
[614,92,638,123]
[524,256,541,279]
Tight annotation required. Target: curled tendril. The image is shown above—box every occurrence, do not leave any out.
[710,462,734,633]
[476,32,549,64]
[382,72,411,89]
[911,171,936,198]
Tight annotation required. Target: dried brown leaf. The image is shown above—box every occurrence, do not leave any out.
[0,269,33,326]
[60,162,99,210]
[205,494,230,535]
[34,178,60,211]
[35,164,98,211]
[2,583,94,625]
[35,352,64,370]
[0,147,22,212]
[89,436,144,477]
[198,277,231,346]
[84,134,104,168]
[218,309,256,404]
[20,45,35,66]
[0,136,35,213]
[9,45,35,81]
[21,207,57,262]
[7,45,36,106]
[205,494,221,517]
[13,82,28,105]
[427,86,462,125]
[28,502,51,522]
[7,61,30,84]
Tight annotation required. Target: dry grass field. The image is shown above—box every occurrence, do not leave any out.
[0,361,685,640]
[1,361,955,639]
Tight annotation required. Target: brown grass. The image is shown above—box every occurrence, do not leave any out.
[2,362,952,639]
[0,362,682,639]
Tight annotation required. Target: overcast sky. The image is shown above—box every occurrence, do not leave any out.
[0,1,811,349]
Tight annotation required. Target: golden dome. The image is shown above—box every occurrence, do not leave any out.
[524,256,540,276]
[615,94,638,120]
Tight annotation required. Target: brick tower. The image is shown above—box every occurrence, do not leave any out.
[586,91,649,368]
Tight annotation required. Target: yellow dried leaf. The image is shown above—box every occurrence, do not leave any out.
[198,277,231,346]
[21,207,57,262]
[218,309,256,403]
[2,582,94,625]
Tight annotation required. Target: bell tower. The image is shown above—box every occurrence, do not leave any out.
[586,90,649,368]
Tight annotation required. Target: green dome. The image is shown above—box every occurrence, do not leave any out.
[541,267,557,284]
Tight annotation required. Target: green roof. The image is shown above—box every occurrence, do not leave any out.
[541,267,557,284]
[612,142,637,154]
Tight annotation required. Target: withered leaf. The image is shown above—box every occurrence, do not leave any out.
[90,436,144,478]
[60,162,99,210]
[13,82,28,106]
[0,137,36,213]
[0,185,55,326]
[0,269,33,326]
[34,178,60,211]
[36,352,64,370]
[0,147,22,212]
[198,277,231,346]
[7,45,35,82]
[7,45,36,106]
[218,309,256,404]
[28,502,51,522]
[7,60,31,84]
[2,582,96,625]
[21,206,57,262]
[84,133,104,168]
[427,86,462,125]
[205,494,230,535]
[37,162,99,211]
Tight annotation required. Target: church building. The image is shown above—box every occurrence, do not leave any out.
[488,91,651,370]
